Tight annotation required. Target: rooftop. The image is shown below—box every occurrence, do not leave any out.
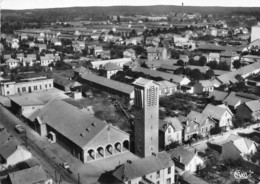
[9,96,44,107]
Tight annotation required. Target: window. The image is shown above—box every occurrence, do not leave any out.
[168,135,171,142]
[17,88,20,93]
[7,91,9,95]
[34,86,37,90]
[40,85,42,90]
[187,127,190,132]
[127,181,131,184]
[168,167,171,174]
[45,84,47,88]
[156,181,160,184]
[194,125,197,129]
[49,83,52,87]
[168,127,171,133]
[22,87,26,92]
[156,171,160,179]
[6,84,9,88]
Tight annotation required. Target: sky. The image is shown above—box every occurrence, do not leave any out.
[2,0,260,10]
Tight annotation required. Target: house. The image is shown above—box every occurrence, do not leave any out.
[159,117,183,148]
[146,36,160,46]
[208,134,258,161]
[53,76,82,92]
[37,36,45,43]
[94,45,103,57]
[90,58,132,70]
[202,104,233,129]
[185,80,214,94]
[6,58,20,69]
[100,62,122,79]
[208,53,220,63]
[101,50,111,59]
[11,41,19,49]
[181,114,199,141]
[0,76,53,96]
[91,33,101,41]
[22,57,34,67]
[20,33,28,40]
[112,151,175,184]
[0,129,32,169]
[10,96,45,119]
[40,54,60,66]
[16,53,24,61]
[8,166,53,184]
[186,111,216,137]
[147,47,167,61]
[157,80,177,96]
[37,43,47,52]
[236,100,260,120]
[179,55,189,64]
[208,90,228,102]
[26,54,37,61]
[123,48,136,59]
[132,67,191,86]
[220,50,240,71]
[29,99,130,163]
[170,147,204,173]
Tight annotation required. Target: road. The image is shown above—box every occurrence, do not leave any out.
[0,104,78,184]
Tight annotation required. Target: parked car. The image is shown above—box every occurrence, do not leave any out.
[14,125,25,134]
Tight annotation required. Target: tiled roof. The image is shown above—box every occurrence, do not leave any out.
[220,50,239,57]
[198,44,244,52]
[202,104,227,121]
[199,80,214,87]
[29,99,108,149]
[9,96,44,106]
[209,90,228,101]
[113,151,174,182]
[245,100,260,112]
[147,47,165,53]
[6,58,19,63]
[81,72,134,95]
[0,139,19,159]
[187,111,212,126]
[133,67,190,84]
[102,62,122,71]
[74,66,89,73]
[8,166,50,184]
[160,117,183,132]
[170,147,197,166]
[157,80,177,89]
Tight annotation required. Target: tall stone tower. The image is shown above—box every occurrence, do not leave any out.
[132,77,159,158]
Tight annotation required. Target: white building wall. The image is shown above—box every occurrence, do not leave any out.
[7,147,32,167]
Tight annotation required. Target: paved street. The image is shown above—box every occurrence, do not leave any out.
[0,104,139,184]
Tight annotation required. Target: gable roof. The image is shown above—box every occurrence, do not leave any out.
[224,92,253,107]
[160,117,183,132]
[170,147,197,166]
[202,104,228,120]
[81,72,134,95]
[187,111,214,126]
[8,166,49,184]
[102,62,122,71]
[30,99,108,149]
[181,172,209,184]
[6,58,19,63]
[209,90,228,101]
[0,139,20,160]
[157,80,177,89]
[113,151,174,182]
[245,100,260,112]
[147,47,165,53]
[133,67,190,84]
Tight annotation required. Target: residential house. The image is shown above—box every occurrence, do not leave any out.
[91,33,100,41]
[0,129,32,169]
[29,99,130,163]
[37,43,47,52]
[202,104,233,129]
[146,36,160,46]
[132,67,191,86]
[157,80,177,96]
[171,147,204,173]
[26,54,37,62]
[74,66,91,77]
[208,90,228,103]
[40,54,60,66]
[123,48,136,59]
[8,166,53,184]
[236,100,260,120]
[113,151,175,184]
[6,58,20,69]
[53,76,82,92]
[94,45,103,57]
[16,53,24,61]
[20,33,28,40]
[180,114,199,141]
[0,76,53,96]
[100,62,122,79]
[11,41,19,49]
[179,55,189,64]
[159,117,183,148]
[22,57,34,67]
[208,53,220,63]
[101,50,111,59]
[187,111,216,137]
[90,58,132,70]
[220,50,240,71]
[147,47,167,61]
[10,96,45,119]
[37,36,45,43]
[185,80,214,94]
[208,134,258,161]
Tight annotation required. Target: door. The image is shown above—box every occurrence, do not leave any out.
[29,87,32,93]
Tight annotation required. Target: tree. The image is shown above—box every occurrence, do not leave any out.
[233,59,241,69]
[198,56,207,66]
[117,15,121,23]
[176,59,184,66]
[175,67,184,75]
[130,29,137,37]
[190,69,203,80]
[207,60,218,69]
[218,62,230,71]
[171,49,180,59]
[206,69,215,79]
[108,30,114,35]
